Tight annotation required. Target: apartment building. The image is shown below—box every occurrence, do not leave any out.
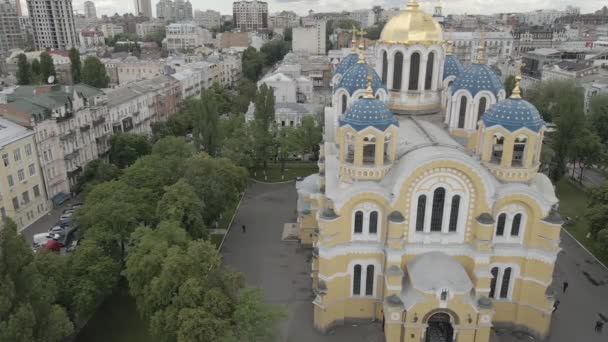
[165,22,211,51]
[136,20,165,38]
[84,0,96,19]
[293,21,326,55]
[0,117,49,231]
[444,31,514,65]
[0,0,23,61]
[349,9,375,28]
[512,25,567,54]
[79,29,105,49]
[26,0,79,50]
[101,23,124,39]
[194,9,221,29]
[133,0,152,18]
[269,10,299,29]
[0,84,110,201]
[233,0,268,32]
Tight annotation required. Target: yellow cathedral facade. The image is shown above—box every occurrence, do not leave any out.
[295,1,562,341]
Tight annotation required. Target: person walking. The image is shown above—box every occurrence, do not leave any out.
[242,225,246,233]
[563,281,569,293]
[552,300,560,313]
[595,320,604,333]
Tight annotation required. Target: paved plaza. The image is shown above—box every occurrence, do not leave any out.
[221,181,608,342]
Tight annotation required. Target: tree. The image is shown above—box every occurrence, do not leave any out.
[589,95,608,143]
[30,58,40,84]
[598,229,608,258]
[156,180,206,239]
[252,84,276,172]
[504,75,517,98]
[16,53,30,85]
[191,92,220,156]
[225,288,284,342]
[571,130,603,183]
[365,21,386,40]
[242,47,264,82]
[283,27,292,42]
[232,79,257,114]
[109,133,152,168]
[219,114,255,169]
[75,159,122,195]
[260,40,291,66]
[0,219,74,342]
[69,48,82,84]
[81,56,110,88]
[39,52,56,83]
[292,116,323,160]
[145,27,166,47]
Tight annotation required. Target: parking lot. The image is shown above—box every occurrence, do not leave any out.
[21,198,81,252]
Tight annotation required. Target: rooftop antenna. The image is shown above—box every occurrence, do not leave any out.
[47,75,55,84]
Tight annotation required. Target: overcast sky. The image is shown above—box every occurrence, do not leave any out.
[47,0,607,18]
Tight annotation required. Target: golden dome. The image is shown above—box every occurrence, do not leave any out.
[379,0,443,45]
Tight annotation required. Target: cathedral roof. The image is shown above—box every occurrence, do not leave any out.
[339,96,397,132]
[336,62,385,96]
[408,252,473,293]
[443,55,465,80]
[334,53,359,76]
[481,98,545,132]
[452,63,504,97]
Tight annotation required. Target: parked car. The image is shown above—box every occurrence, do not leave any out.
[59,212,73,223]
[33,232,54,248]
[49,225,66,236]
[62,208,74,215]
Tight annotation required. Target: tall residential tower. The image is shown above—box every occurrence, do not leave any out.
[134,0,152,18]
[233,0,268,32]
[84,0,96,19]
[26,0,79,50]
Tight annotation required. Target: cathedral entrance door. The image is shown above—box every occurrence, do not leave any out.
[425,312,454,342]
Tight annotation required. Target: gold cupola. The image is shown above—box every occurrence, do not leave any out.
[379,0,444,45]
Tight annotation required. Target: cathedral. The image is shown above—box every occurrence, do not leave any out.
[295,1,561,341]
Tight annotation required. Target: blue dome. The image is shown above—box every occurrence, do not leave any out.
[334,53,359,76]
[481,98,545,132]
[453,63,504,97]
[336,62,386,96]
[339,97,398,131]
[444,55,465,80]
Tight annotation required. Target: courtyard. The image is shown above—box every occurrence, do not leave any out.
[221,181,608,342]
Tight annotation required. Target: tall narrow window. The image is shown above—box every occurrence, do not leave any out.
[511,214,522,236]
[365,265,374,295]
[477,97,487,127]
[425,52,434,90]
[354,211,363,234]
[409,52,420,90]
[369,211,378,234]
[353,265,362,295]
[341,94,347,114]
[392,52,403,90]
[448,195,461,232]
[382,51,388,84]
[500,267,512,299]
[458,96,467,129]
[496,213,506,236]
[416,195,426,232]
[489,267,499,298]
[430,188,446,232]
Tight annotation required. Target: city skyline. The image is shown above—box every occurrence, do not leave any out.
[16,0,608,18]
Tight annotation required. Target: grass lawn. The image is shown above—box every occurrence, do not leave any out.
[556,178,608,265]
[251,162,318,183]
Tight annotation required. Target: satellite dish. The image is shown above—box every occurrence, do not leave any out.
[47,75,55,84]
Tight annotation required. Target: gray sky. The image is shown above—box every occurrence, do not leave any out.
[62,0,606,18]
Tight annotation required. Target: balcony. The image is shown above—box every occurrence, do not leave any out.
[59,129,76,141]
[79,124,91,132]
[92,117,106,126]
[55,111,74,123]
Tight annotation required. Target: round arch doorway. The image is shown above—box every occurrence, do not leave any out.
[425,312,454,342]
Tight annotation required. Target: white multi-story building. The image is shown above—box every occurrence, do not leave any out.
[107,57,164,85]
[233,0,268,32]
[444,31,514,65]
[0,0,23,61]
[269,10,299,29]
[519,8,578,26]
[26,0,79,50]
[257,72,313,104]
[170,61,219,99]
[79,29,105,49]
[134,0,152,18]
[136,20,165,38]
[194,9,221,29]
[293,21,327,55]
[350,9,376,28]
[100,23,124,39]
[206,52,242,87]
[84,1,96,19]
[165,22,210,51]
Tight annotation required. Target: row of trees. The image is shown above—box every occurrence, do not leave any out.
[242,39,291,82]
[16,52,55,85]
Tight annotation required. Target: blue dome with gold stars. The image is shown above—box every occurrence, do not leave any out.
[339,97,398,131]
[481,98,545,132]
[336,62,385,96]
[334,53,359,76]
[453,63,504,97]
[444,55,465,80]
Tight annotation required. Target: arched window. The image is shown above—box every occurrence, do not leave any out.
[365,265,374,295]
[341,93,347,114]
[425,52,434,90]
[511,214,522,236]
[346,134,354,162]
[500,267,512,299]
[448,195,460,232]
[492,135,504,164]
[363,136,376,165]
[458,96,467,128]
[354,211,363,234]
[416,195,427,232]
[382,51,388,84]
[512,136,527,167]
[369,211,378,234]
[353,265,362,295]
[489,267,499,298]
[392,52,403,90]
[430,188,446,232]
[477,97,487,126]
[409,52,420,90]
[496,213,506,236]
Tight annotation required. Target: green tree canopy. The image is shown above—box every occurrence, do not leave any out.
[81,56,110,88]
[109,133,152,168]
[16,53,30,85]
[260,40,291,66]
[589,95,608,143]
[504,75,517,98]
[242,47,265,81]
[75,159,122,195]
[30,58,40,84]
[252,84,276,171]
[69,48,82,84]
[191,91,220,156]
[156,180,206,239]
[39,52,56,83]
